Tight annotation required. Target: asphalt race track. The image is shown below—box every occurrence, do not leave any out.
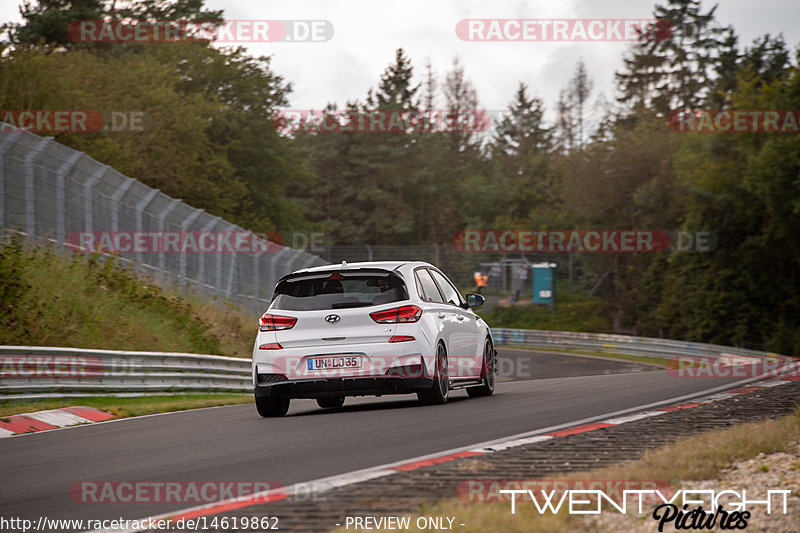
[0,349,751,527]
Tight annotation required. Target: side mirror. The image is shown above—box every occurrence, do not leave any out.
[465,293,485,309]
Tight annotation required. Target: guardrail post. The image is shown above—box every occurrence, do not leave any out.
[568,252,573,295]
[158,199,180,282]
[110,177,136,231]
[24,137,51,238]
[197,216,222,296]
[0,131,23,235]
[268,247,289,297]
[83,165,109,232]
[216,222,238,296]
[300,254,320,269]
[286,248,308,274]
[252,250,261,312]
[134,188,159,266]
[226,250,237,298]
[55,152,83,249]
[179,208,204,290]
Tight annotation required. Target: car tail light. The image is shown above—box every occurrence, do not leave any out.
[370,305,422,323]
[259,314,297,331]
[258,342,283,350]
[388,335,416,343]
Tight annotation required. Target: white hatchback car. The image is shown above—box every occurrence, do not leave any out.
[252,261,496,417]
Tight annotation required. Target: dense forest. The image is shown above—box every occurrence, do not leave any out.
[2,0,799,353]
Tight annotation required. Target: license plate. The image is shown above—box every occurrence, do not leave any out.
[307,355,362,371]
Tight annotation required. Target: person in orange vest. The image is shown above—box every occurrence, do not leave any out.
[476,272,488,294]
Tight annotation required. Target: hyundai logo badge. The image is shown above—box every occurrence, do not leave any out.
[325,314,340,324]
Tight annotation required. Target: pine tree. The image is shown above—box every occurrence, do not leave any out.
[615,0,736,115]
[490,83,553,221]
[570,59,593,148]
[555,89,576,153]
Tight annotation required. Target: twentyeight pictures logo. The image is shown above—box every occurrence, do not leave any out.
[69,20,334,43]
[456,19,673,41]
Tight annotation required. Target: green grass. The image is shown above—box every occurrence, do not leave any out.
[0,393,252,417]
[0,237,255,357]
[500,345,667,367]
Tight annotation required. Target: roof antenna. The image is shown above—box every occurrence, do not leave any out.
[341,260,349,269]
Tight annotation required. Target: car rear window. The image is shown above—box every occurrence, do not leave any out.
[271,271,409,311]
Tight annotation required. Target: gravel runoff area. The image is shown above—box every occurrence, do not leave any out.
[183,380,800,532]
[592,441,800,532]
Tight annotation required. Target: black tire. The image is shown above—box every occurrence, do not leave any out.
[417,343,449,405]
[316,396,345,409]
[467,338,495,398]
[255,394,290,417]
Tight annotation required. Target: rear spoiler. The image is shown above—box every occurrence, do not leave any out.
[275,268,402,285]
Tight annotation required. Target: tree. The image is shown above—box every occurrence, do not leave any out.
[1,1,311,232]
[373,48,419,109]
[555,88,576,153]
[489,83,554,222]
[569,59,593,147]
[421,57,437,111]
[443,56,482,158]
[615,0,737,115]
[493,83,549,159]
[657,54,800,352]
[4,0,223,48]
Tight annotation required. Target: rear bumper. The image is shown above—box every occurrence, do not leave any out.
[254,374,434,399]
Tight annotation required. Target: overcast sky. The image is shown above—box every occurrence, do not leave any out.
[3,0,798,124]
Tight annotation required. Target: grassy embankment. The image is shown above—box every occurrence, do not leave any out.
[0,238,255,414]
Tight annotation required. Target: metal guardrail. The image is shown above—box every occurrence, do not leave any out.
[491,328,785,361]
[1,330,790,400]
[0,345,252,400]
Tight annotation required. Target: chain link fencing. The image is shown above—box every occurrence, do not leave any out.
[0,127,328,316]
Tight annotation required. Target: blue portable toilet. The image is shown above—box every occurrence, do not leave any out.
[532,262,557,305]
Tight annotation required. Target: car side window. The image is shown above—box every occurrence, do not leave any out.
[415,269,445,303]
[429,269,464,306]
